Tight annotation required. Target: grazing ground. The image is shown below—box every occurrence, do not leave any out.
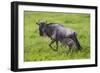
[24,11,90,62]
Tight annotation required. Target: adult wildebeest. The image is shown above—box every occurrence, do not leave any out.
[36,20,82,52]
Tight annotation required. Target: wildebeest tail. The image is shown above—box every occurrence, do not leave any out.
[72,32,82,50]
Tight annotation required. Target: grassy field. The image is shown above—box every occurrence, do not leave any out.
[24,11,90,62]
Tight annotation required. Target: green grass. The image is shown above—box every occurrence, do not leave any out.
[24,11,90,62]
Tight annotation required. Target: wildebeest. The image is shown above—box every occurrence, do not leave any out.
[36,20,82,53]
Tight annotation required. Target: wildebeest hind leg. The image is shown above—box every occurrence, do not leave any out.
[66,46,73,55]
[67,48,71,55]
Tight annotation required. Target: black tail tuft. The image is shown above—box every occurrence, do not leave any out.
[72,32,82,50]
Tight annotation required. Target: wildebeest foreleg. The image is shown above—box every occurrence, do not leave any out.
[49,40,56,51]
[49,39,59,51]
[55,40,58,51]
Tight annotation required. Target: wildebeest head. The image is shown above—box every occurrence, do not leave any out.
[36,20,47,36]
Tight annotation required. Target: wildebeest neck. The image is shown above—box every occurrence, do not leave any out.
[44,25,55,38]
